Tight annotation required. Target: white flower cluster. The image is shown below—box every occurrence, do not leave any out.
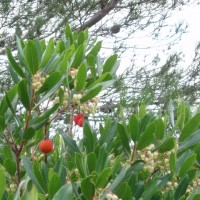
[138,144,170,174]
[32,71,47,91]
[69,68,78,79]
[80,97,100,115]
[106,193,121,200]
[53,88,69,108]
[187,177,200,193]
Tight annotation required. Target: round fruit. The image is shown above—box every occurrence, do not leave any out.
[73,114,84,127]
[39,139,53,153]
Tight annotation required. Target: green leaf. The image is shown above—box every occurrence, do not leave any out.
[75,63,87,92]
[153,137,175,153]
[80,85,102,103]
[59,130,81,153]
[40,38,55,68]
[23,127,35,141]
[178,129,200,153]
[75,153,86,178]
[174,176,189,200]
[117,123,130,155]
[28,185,38,200]
[137,123,155,150]
[70,44,85,68]
[48,173,61,199]
[139,103,146,119]
[87,41,102,57]
[0,116,6,131]
[155,117,165,140]
[36,72,61,95]
[87,152,97,174]
[0,168,6,200]
[65,24,73,45]
[178,154,196,179]
[83,123,95,153]
[25,40,39,74]
[81,177,95,200]
[6,48,26,78]
[141,180,158,200]
[95,167,112,188]
[16,36,26,65]
[102,54,117,74]
[179,112,200,142]
[129,114,139,142]
[115,182,132,200]
[3,159,16,176]
[96,144,108,172]
[18,79,31,110]
[78,32,85,46]
[170,152,177,177]
[52,184,73,200]
[30,104,59,130]
[22,156,45,193]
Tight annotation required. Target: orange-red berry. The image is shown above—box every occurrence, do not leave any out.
[74,114,84,127]
[39,139,53,154]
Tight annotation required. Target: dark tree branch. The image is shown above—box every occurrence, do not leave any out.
[77,0,121,32]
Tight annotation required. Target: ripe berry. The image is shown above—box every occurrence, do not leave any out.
[73,114,84,127]
[39,139,53,154]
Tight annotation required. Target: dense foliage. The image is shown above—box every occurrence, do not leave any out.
[0,25,200,200]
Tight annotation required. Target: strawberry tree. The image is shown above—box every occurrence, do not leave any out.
[0,24,200,200]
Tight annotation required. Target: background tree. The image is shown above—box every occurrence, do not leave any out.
[0,0,199,116]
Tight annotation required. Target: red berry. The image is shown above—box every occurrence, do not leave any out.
[73,114,84,127]
[39,139,53,154]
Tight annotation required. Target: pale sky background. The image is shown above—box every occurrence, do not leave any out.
[100,4,200,75]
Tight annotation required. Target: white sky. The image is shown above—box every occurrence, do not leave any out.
[102,4,200,74]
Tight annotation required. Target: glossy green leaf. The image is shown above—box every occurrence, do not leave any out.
[75,153,86,178]
[22,156,45,193]
[65,24,73,45]
[129,114,139,142]
[177,101,185,131]
[6,48,26,78]
[153,137,175,153]
[3,159,16,176]
[59,131,81,154]
[86,72,112,90]
[178,154,196,179]
[28,185,38,200]
[78,32,85,46]
[18,79,31,110]
[80,85,102,103]
[95,167,112,188]
[102,54,117,74]
[87,152,97,174]
[71,44,85,68]
[96,144,108,172]
[155,117,165,140]
[23,127,35,141]
[141,181,159,200]
[83,123,95,153]
[75,63,87,92]
[137,123,155,150]
[25,40,39,74]
[87,41,102,57]
[52,184,73,200]
[36,72,61,95]
[81,177,95,200]
[16,36,26,65]
[48,173,61,199]
[0,116,6,131]
[40,38,55,68]
[117,123,130,155]
[170,152,177,177]
[139,103,146,119]
[0,168,6,200]
[179,112,200,142]
[178,129,200,153]
[174,176,189,200]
